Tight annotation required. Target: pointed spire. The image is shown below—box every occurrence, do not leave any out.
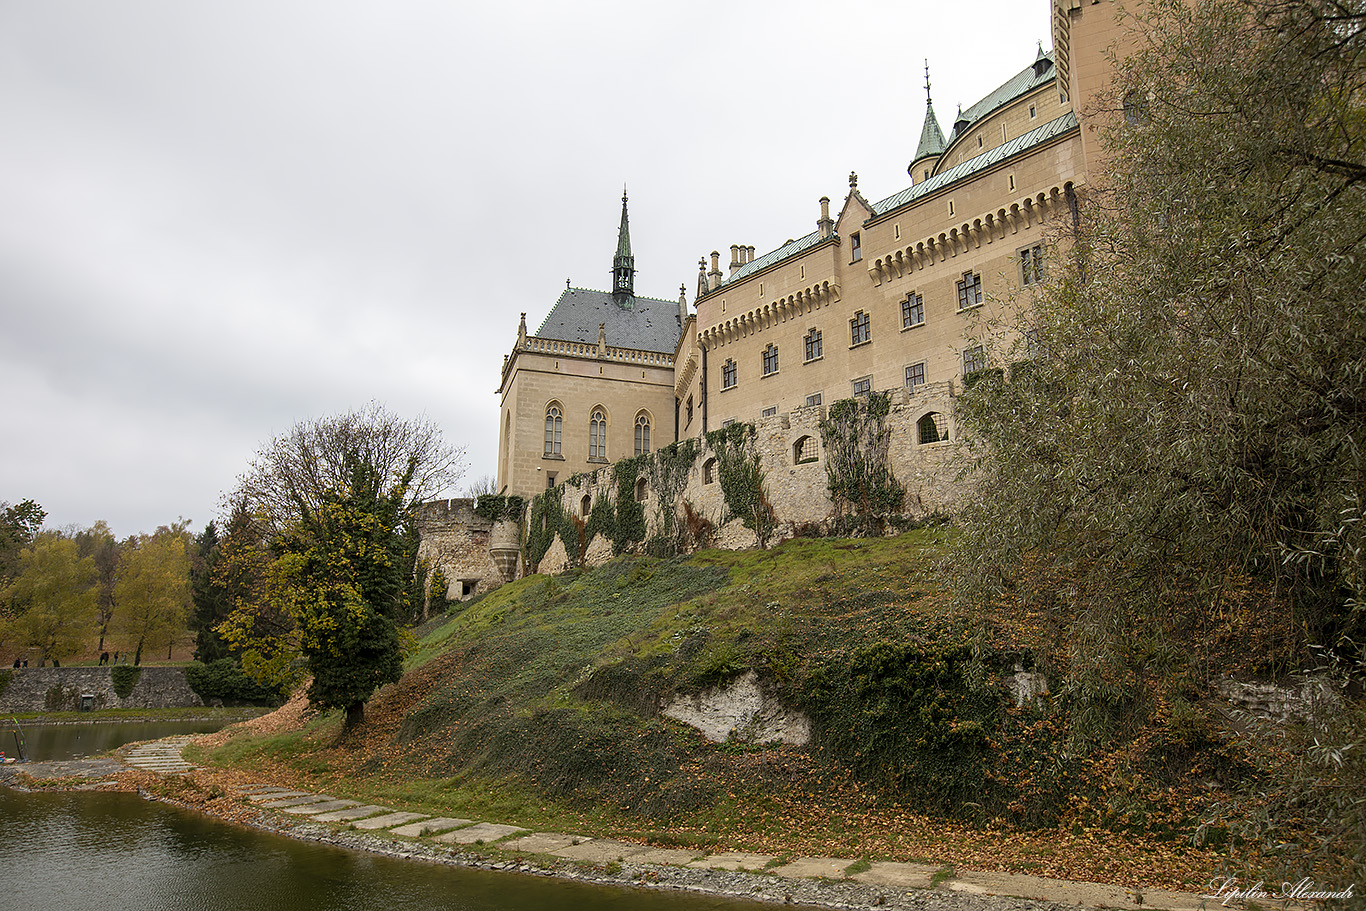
[612,186,635,299]
[910,60,947,178]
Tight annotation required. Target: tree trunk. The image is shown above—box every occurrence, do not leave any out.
[134,637,144,666]
[344,702,365,730]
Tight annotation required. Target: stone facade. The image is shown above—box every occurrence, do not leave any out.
[532,385,969,575]
[0,666,204,712]
[444,0,1131,585]
[414,498,508,602]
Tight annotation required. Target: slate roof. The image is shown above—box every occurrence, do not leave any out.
[534,288,682,354]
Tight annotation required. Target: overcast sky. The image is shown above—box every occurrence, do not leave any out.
[1,0,1051,538]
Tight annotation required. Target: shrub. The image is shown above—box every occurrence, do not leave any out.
[111,665,141,699]
[184,659,284,705]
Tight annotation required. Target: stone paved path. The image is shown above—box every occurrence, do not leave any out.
[114,738,1211,911]
[123,735,196,774]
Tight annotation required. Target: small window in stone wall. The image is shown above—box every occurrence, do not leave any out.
[793,435,818,464]
[580,495,591,517]
[635,477,648,502]
[918,411,949,444]
[703,458,717,484]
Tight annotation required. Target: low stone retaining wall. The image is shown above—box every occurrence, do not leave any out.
[0,666,204,712]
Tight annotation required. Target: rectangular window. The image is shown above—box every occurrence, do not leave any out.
[1020,244,1044,285]
[963,345,986,376]
[721,358,737,390]
[852,376,872,397]
[762,344,779,376]
[957,271,983,310]
[850,231,861,262]
[721,418,736,428]
[761,406,777,417]
[901,293,924,329]
[805,392,823,407]
[850,311,871,346]
[804,329,823,362]
[905,362,926,390]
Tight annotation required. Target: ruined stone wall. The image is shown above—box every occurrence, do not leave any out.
[414,498,506,601]
[0,666,204,712]
[531,385,970,574]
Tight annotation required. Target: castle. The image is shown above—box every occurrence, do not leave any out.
[419,0,1130,595]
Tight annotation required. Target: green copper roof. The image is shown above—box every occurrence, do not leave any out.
[873,111,1077,217]
[948,51,1055,144]
[912,99,948,164]
[615,193,632,260]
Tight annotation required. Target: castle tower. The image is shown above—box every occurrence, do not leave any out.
[612,189,635,299]
[909,61,947,183]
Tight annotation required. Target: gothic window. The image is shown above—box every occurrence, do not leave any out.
[634,412,651,455]
[722,358,737,389]
[850,310,871,346]
[957,271,983,310]
[543,404,562,457]
[1020,244,1045,285]
[905,362,926,390]
[589,408,607,461]
[762,344,779,376]
[918,412,949,444]
[804,329,823,362]
[901,293,924,329]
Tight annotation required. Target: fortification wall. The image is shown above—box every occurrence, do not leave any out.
[531,385,970,574]
[414,498,505,600]
[0,666,204,712]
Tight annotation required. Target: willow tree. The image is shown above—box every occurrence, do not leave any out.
[951,0,1364,881]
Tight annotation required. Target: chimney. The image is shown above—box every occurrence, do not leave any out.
[817,197,834,238]
[708,251,723,290]
[729,244,741,275]
[746,245,756,264]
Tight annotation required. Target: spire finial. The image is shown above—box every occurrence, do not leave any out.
[924,59,932,105]
[849,171,858,189]
[612,186,635,298]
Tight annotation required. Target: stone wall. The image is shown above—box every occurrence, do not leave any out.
[0,667,204,712]
[414,498,508,602]
[532,385,970,574]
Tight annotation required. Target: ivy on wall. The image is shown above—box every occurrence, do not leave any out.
[704,423,776,547]
[473,494,526,524]
[644,439,700,556]
[526,486,576,569]
[819,391,906,536]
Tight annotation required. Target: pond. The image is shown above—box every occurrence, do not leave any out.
[0,721,768,911]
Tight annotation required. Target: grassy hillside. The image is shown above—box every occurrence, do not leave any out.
[197,530,1261,886]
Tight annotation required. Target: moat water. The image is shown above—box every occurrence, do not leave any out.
[1,722,763,911]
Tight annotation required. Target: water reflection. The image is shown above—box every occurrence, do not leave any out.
[0,789,766,911]
[14,720,232,761]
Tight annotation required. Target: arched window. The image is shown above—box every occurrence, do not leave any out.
[703,457,717,485]
[580,495,592,517]
[635,477,648,502]
[544,404,562,456]
[918,412,949,444]
[793,435,817,464]
[634,412,651,455]
[589,408,607,461]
